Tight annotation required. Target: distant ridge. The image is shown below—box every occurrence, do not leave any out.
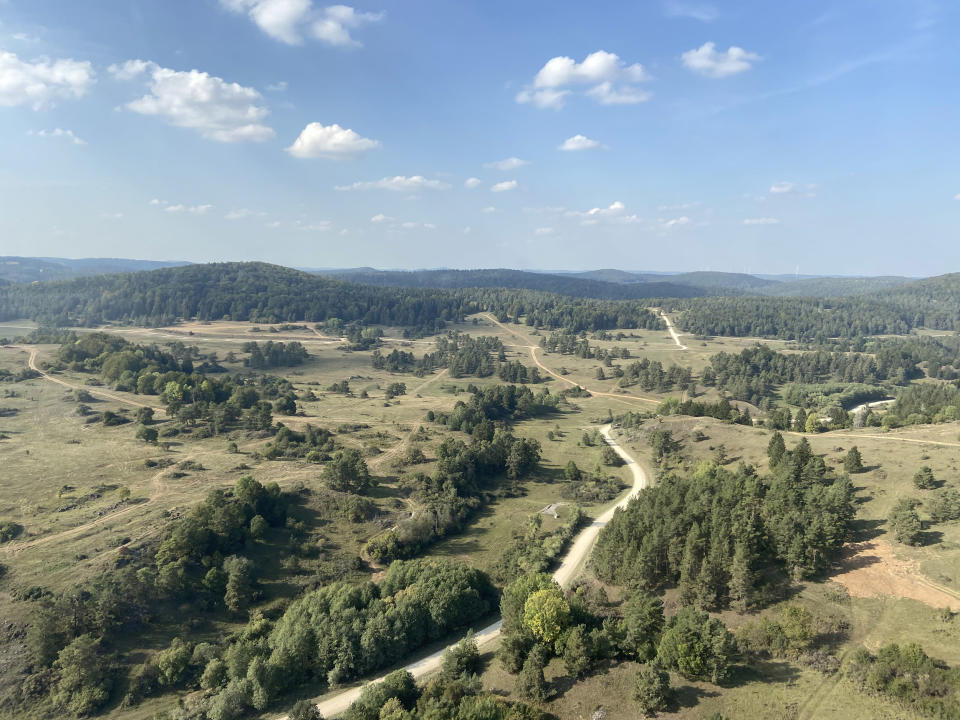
[0,256,190,284]
[308,267,710,300]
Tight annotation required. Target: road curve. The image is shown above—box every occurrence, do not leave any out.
[284,424,649,719]
[11,345,167,415]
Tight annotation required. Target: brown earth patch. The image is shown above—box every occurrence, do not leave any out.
[832,540,960,609]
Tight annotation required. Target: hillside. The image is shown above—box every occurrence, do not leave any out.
[309,268,709,300]
[758,275,914,297]
[0,262,665,332]
[0,256,189,284]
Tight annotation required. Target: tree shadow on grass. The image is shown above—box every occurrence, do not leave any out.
[669,683,721,711]
[848,518,885,542]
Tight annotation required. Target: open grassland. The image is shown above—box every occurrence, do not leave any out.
[5,316,960,719]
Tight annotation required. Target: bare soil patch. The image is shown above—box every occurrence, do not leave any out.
[832,540,960,609]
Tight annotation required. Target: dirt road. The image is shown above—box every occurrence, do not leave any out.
[284,424,648,719]
[13,346,167,415]
[659,311,688,350]
[483,315,659,407]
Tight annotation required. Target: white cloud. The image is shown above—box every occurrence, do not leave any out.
[516,50,649,109]
[482,206,496,214]
[149,198,165,206]
[225,208,265,220]
[28,128,86,145]
[586,81,651,105]
[297,220,332,231]
[662,216,690,228]
[0,50,94,109]
[566,201,628,223]
[743,217,780,225]
[101,212,123,220]
[558,134,600,151]
[220,1,383,47]
[266,81,288,91]
[463,226,472,235]
[491,180,517,193]
[534,227,555,236]
[286,122,380,158]
[769,181,817,197]
[664,1,718,22]
[464,177,482,189]
[12,33,39,42]
[111,60,274,142]
[682,42,760,78]
[370,213,393,223]
[165,203,213,215]
[954,193,960,201]
[484,157,528,171]
[335,175,451,192]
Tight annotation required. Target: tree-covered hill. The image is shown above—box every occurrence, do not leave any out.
[0,262,666,333]
[758,275,913,297]
[309,268,709,300]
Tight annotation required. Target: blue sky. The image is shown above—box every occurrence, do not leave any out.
[0,0,956,275]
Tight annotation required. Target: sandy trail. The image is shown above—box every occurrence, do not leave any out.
[659,311,688,350]
[283,424,648,719]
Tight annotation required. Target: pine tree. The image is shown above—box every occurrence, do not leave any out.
[515,645,548,701]
[843,446,864,474]
[728,540,754,612]
[793,408,807,432]
[767,431,786,467]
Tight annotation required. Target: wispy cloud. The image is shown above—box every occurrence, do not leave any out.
[28,128,86,145]
[664,1,718,22]
[335,175,451,192]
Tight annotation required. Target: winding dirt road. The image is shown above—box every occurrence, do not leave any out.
[285,424,649,719]
[484,315,659,407]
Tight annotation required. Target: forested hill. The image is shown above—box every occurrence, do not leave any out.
[665,273,960,340]
[0,256,189,284]
[312,268,709,300]
[0,261,665,332]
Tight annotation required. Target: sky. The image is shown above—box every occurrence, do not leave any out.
[0,0,957,276]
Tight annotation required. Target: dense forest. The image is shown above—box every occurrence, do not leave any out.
[592,428,855,610]
[0,262,665,334]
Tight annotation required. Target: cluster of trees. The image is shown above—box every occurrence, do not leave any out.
[592,433,854,610]
[260,424,335,462]
[885,383,960,426]
[618,359,693,393]
[372,335,541,383]
[337,651,545,720]
[843,643,960,717]
[241,341,309,369]
[493,507,585,583]
[153,476,288,609]
[56,333,294,436]
[429,384,558,434]
[366,427,541,562]
[497,573,737,709]
[703,345,903,408]
[665,296,915,341]
[657,397,754,425]
[13,476,292,718]
[560,460,626,504]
